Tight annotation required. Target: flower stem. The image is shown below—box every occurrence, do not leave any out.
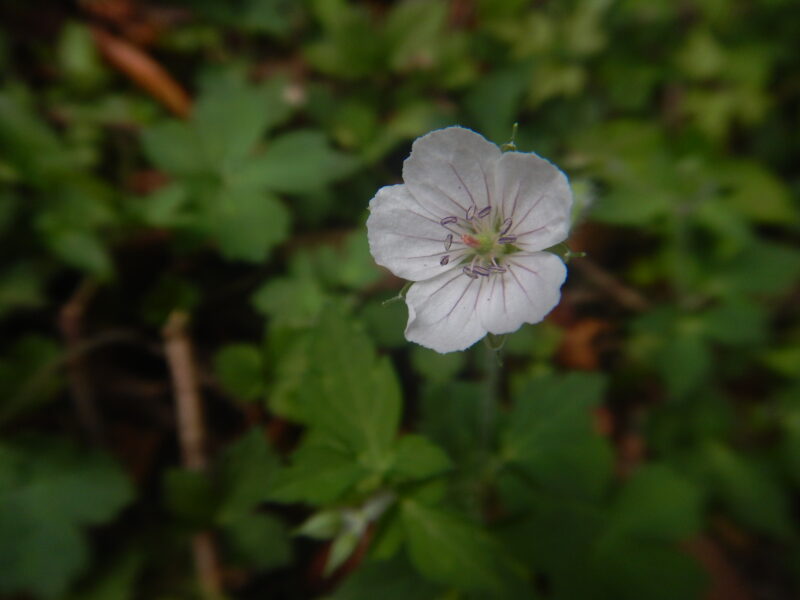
[480,336,503,452]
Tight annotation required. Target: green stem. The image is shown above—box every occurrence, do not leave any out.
[480,336,502,452]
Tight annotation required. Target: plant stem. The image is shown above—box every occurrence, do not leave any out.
[480,337,502,453]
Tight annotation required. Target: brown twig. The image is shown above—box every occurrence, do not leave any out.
[572,258,651,312]
[59,279,104,443]
[162,310,222,596]
[90,26,192,118]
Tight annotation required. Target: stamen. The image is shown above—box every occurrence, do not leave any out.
[440,216,457,226]
[440,255,450,266]
[478,206,491,218]
[462,266,478,279]
[465,205,476,220]
[444,234,453,251]
[472,265,490,276]
[500,218,513,235]
[498,235,517,244]
[488,264,507,273]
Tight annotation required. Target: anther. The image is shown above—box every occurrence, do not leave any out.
[440,255,450,266]
[478,206,491,218]
[465,205,476,220]
[488,265,507,273]
[440,216,457,226]
[462,266,479,279]
[500,218,513,235]
[444,234,453,251]
[498,235,517,244]
[472,265,490,276]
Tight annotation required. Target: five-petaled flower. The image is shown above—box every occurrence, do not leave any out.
[367,126,573,353]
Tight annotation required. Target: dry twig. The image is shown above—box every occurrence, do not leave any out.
[163,311,222,596]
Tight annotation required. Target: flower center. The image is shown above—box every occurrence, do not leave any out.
[438,204,518,278]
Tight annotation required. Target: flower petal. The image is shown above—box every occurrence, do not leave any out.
[404,270,489,353]
[478,252,567,335]
[403,127,501,220]
[494,152,572,251]
[367,184,466,281]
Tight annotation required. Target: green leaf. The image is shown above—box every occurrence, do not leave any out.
[193,70,292,169]
[501,372,612,500]
[0,439,132,599]
[329,556,441,600]
[653,331,711,399]
[389,435,452,483]
[0,335,62,424]
[718,160,798,225]
[0,92,77,183]
[220,512,291,570]
[235,130,358,194]
[46,229,113,278]
[700,442,794,539]
[269,442,368,505]
[593,537,706,600]
[296,308,402,461]
[606,464,703,541]
[214,343,267,402]
[140,121,205,177]
[205,187,289,262]
[251,276,327,328]
[400,500,510,592]
[217,429,280,518]
[703,299,767,346]
[410,346,465,383]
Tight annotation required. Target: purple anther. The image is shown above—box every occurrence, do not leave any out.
[440,255,450,266]
[498,235,517,244]
[478,205,492,218]
[488,264,507,273]
[462,266,478,279]
[500,218,513,235]
[440,216,458,226]
[465,205,476,220]
[444,234,453,251]
[472,265,490,276]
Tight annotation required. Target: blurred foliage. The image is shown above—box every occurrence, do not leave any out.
[0,0,799,598]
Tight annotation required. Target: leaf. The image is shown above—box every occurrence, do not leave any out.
[400,500,510,592]
[46,229,113,278]
[205,187,290,262]
[140,120,205,177]
[0,335,62,424]
[220,512,291,570]
[268,442,368,505]
[235,130,358,194]
[718,160,798,225]
[703,298,767,347]
[329,556,441,600]
[593,537,706,600]
[410,346,465,383]
[217,429,281,518]
[389,435,452,483]
[0,92,77,183]
[0,439,132,599]
[653,331,711,399]
[296,307,402,462]
[251,276,328,328]
[700,442,794,539]
[193,70,292,170]
[214,343,267,402]
[501,372,612,500]
[606,464,703,541]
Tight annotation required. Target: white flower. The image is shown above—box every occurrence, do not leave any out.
[367,126,573,353]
